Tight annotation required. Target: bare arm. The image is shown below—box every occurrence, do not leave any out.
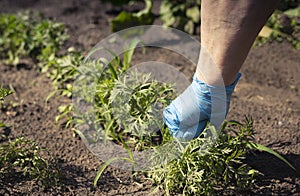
[197,0,279,85]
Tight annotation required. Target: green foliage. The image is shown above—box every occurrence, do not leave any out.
[0,87,13,102]
[0,11,68,65]
[105,0,300,48]
[107,0,200,34]
[147,120,255,195]
[257,2,300,49]
[110,0,155,32]
[160,0,200,34]
[74,39,176,148]
[147,118,292,195]
[257,10,300,49]
[108,71,176,146]
[42,47,83,90]
[0,137,61,188]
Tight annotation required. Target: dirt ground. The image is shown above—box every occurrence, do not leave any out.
[0,0,299,195]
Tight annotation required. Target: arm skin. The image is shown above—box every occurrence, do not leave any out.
[197,0,279,86]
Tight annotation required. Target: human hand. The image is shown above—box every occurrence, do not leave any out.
[163,73,241,141]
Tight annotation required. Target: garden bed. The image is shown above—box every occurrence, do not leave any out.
[0,0,299,195]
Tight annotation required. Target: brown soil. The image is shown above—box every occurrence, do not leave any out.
[0,0,299,195]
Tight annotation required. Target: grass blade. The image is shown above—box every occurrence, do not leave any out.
[248,142,296,170]
[94,157,134,187]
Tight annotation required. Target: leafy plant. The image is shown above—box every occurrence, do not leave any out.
[0,137,61,188]
[148,118,295,195]
[257,1,300,49]
[104,0,200,34]
[72,39,176,148]
[160,0,200,34]
[110,0,155,32]
[0,88,60,188]
[43,47,83,91]
[104,0,300,48]
[0,11,68,65]
[0,87,13,102]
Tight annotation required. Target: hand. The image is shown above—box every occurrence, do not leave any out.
[163,73,241,141]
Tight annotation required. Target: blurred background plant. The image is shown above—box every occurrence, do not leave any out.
[0,11,68,65]
[102,0,300,49]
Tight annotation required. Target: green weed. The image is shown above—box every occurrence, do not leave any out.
[148,118,294,195]
[0,87,13,102]
[0,137,61,188]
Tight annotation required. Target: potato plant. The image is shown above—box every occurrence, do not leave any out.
[0,11,68,65]
[103,0,300,49]
[257,4,300,49]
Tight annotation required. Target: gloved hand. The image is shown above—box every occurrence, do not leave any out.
[163,73,241,141]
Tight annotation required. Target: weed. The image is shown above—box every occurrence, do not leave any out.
[148,118,294,195]
[0,137,61,188]
[0,87,13,129]
[72,39,176,147]
[0,87,13,102]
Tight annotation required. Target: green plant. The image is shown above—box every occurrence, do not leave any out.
[0,11,68,65]
[0,87,13,102]
[73,39,176,147]
[104,0,200,34]
[42,47,83,90]
[104,0,300,48]
[148,118,295,195]
[257,2,300,49]
[0,88,60,188]
[110,0,155,32]
[0,137,61,188]
[160,0,200,34]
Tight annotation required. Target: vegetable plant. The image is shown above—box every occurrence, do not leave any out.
[103,0,300,49]
[257,2,300,49]
[0,11,68,65]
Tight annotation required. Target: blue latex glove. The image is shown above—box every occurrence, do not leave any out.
[163,73,241,141]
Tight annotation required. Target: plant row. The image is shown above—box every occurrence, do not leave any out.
[0,11,295,195]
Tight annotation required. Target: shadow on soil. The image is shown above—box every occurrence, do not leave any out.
[246,152,300,194]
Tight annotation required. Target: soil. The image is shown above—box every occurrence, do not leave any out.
[0,0,299,195]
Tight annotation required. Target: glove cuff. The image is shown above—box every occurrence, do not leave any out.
[192,72,242,96]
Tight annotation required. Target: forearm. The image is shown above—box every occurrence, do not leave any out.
[197,0,279,85]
